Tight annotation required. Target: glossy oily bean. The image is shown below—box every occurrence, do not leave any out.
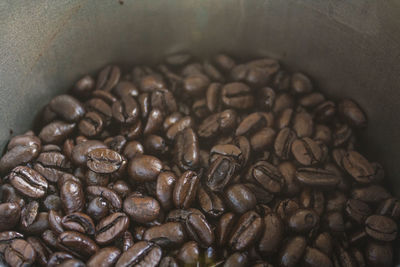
[365,215,397,241]
[338,99,367,128]
[246,161,284,194]
[5,239,36,267]
[345,199,371,224]
[71,140,107,166]
[61,212,95,235]
[128,155,163,182]
[291,138,323,166]
[296,167,340,188]
[0,203,21,231]
[229,211,263,251]
[302,247,333,267]
[183,74,210,96]
[185,213,214,247]
[223,252,248,267]
[342,151,375,183]
[258,213,284,253]
[61,180,85,214]
[206,156,238,192]
[279,236,307,267]
[143,222,186,247]
[177,241,200,266]
[20,201,39,228]
[116,241,162,267]
[58,231,99,259]
[39,121,76,144]
[26,236,50,266]
[173,171,200,209]
[291,72,313,94]
[96,65,120,91]
[288,209,319,233]
[224,184,256,214]
[9,166,48,198]
[49,94,86,122]
[197,109,237,139]
[174,128,200,170]
[166,116,193,141]
[112,95,140,124]
[197,185,225,217]
[216,212,236,246]
[78,112,104,137]
[87,148,124,174]
[95,212,130,245]
[87,247,121,267]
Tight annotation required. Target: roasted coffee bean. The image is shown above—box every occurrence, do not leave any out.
[314,100,336,123]
[27,236,51,266]
[144,135,168,156]
[0,231,24,253]
[288,209,319,233]
[198,109,237,139]
[0,203,21,231]
[377,197,400,219]
[236,112,274,137]
[323,211,345,232]
[185,212,214,247]
[291,73,313,94]
[229,211,263,251]
[143,222,186,247]
[216,212,236,246]
[71,75,95,98]
[275,199,300,221]
[151,88,177,115]
[71,140,107,166]
[302,247,333,267]
[95,212,130,245]
[342,151,375,183]
[123,140,144,160]
[128,155,163,182]
[58,231,99,259]
[123,194,160,223]
[274,128,296,160]
[5,239,36,267]
[273,93,294,114]
[96,65,120,91]
[224,184,256,214]
[250,127,276,151]
[87,247,121,267]
[276,108,293,129]
[49,210,64,234]
[177,241,200,266]
[47,252,75,267]
[174,128,200,170]
[156,171,177,210]
[116,241,162,267]
[291,137,323,165]
[34,151,71,183]
[300,188,325,216]
[159,256,179,267]
[293,109,313,138]
[197,185,225,217]
[279,236,307,267]
[122,231,134,252]
[61,179,85,214]
[9,166,48,198]
[338,99,367,128]
[345,199,371,224]
[296,167,340,188]
[364,240,392,267]
[87,197,109,221]
[223,252,248,267]
[258,213,283,254]
[112,95,140,124]
[49,94,86,122]
[62,212,95,235]
[20,200,39,228]
[166,116,193,141]
[183,74,210,96]
[78,111,104,137]
[206,156,238,192]
[278,161,301,196]
[173,171,200,209]
[246,161,284,194]
[351,185,390,203]
[39,121,76,144]
[87,148,124,174]
[313,232,333,255]
[365,215,397,241]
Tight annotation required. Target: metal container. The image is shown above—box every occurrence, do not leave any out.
[1,0,400,260]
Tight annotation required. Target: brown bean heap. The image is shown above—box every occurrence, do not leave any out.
[0,53,397,267]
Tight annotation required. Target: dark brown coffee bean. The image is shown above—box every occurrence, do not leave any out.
[364,240,392,267]
[9,166,48,198]
[293,109,313,138]
[338,99,367,128]
[49,94,86,122]
[123,141,144,160]
[236,112,274,136]
[342,151,375,183]
[173,170,200,209]
[62,212,95,235]
[274,128,296,160]
[5,239,36,267]
[273,93,294,114]
[246,161,284,194]
[216,212,236,247]
[323,211,345,232]
[313,232,333,255]
[159,256,179,267]
[116,241,162,267]
[300,188,325,216]
[20,200,39,228]
[275,199,300,221]
[47,252,75,267]
[128,155,163,182]
[165,116,193,141]
[78,111,104,137]
[123,194,160,224]
[39,121,76,144]
[86,98,113,125]
[151,88,177,115]
[0,203,20,231]
[156,172,177,210]
[96,65,121,91]
[278,162,301,196]
[197,185,225,217]
[49,209,64,234]
[34,151,71,183]
[144,135,167,156]
[27,236,50,266]
[291,72,313,94]
[71,75,95,98]
[112,95,140,125]
[210,144,242,165]
[351,185,390,203]
[143,222,186,247]
[377,197,400,220]
[71,140,107,166]
[177,241,200,266]
[313,101,336,123]
[250,127,276,151]
[185,212,214,247]
[288,209,319,233]
[345,199,371,224]
[87,246,121,267]
[299,92,325,107]
[174,128,200,171]
[276,108,293,129]
[258,213,283,254]
[223,252,248,267]
[95,212,130,245]
[279,236,307,267]
[61,179,85,214]
[206,83,222,113]
[229,211,263,251]
[365,215,397,241]
[206,156,238,192]
[58,231,99,259]
[0,231,24,253]
[19,211,49,235]
[291,137,323,166]
[296,167,341,188]
[183,74,210,96]
[224,184,256,214]
[302,247,333,267]
[87,197,109,221]
[92,90,117,105]
[198,109,237,139]
[87,148,124,174]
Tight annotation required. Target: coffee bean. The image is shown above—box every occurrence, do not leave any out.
[291,137,323,165]
[345,199,371,224]
[123,193,160,224]
[96,65,121,91]
[10,166,48,198]
[0,203,21,231]
[216,212,236,246]
[279,236,307,267]
[58,231,99,259]
[302,247,333,267]
[26,236,50,266]
[206,156,238,192]
[159,256,179,267]
[128,155,163,182]
[274,128,296,160]
[250,127,276,151]
[275,199,300,221]
[185,212,214,247]
[61,179,85,214]
[87,148,124,174]
[177,241,200,266]
[198,109,237,139]
[47,252,75,267]
[49,94,86,122]
[197,185,225,217]
[296,167,340,188]
[20,200,39,228]
[95,212,130,245]
[174,128,200,170]
[224,184,256,214]
[5,239,36,267]
[288,209,319,233]
[229,211,263,251]
[123,141,144,160]
[116,241,162,267]
[39,121,76,144]
[338,99,367,128]
[223,252,248,267]
[183,74,210,96]
[377,197,400,220]
[313,101,336,123]
[246,161,284,194]
[313,232,333,255]
[293,110,313,138]
[71,140,107,166]
[86,98,113,125]
[112,95,140,124]
[143,222,186,247]
[236,112,274,137]
[278,161,301,196]
[78,112,104,137]
[351,185,390,203]
[34,151,71,183]
[365,240,392,267]
[258,213,283,253]
[87,247,121,267]
[173,170,200,209]
[365,215,397,242]
[62,212,95,235]
[342,151,375,183]
[71,75,95,98]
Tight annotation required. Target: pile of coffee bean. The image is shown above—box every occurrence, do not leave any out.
[0,53,397,267]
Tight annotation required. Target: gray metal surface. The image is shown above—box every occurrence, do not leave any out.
[1,0,400,193]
